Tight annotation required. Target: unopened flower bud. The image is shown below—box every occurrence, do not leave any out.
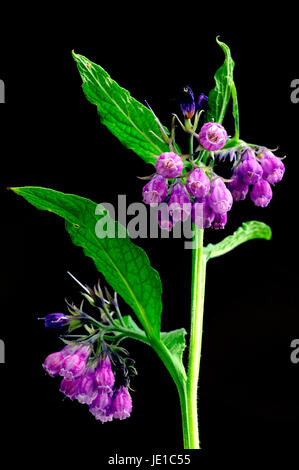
[198,122,228,151]
[197,93,208,111]
[180,86,195,119]
[191,197,215,228]
[44,313,70,330]
[208,179,233,214]
[186,168,210,199]
[142,174,167,207]
[250,180,273,207]
[213,213,227,229]
[228,173,249,201]
[111,386,132,420]
[259,150,285,184]
[155,152,183,178]
[236,149,262,185]
[168,182,192,223]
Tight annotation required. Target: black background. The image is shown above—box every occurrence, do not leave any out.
[1,8,299,464]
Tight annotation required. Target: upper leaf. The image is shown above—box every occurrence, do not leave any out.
[205,38,235,124]
[11,186,162,340]
[204,221,272,260]
[72,51,176,165]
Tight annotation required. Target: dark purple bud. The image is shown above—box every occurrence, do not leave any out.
[142,174,167,207]
[42,344,75,377]
[198,122,228,151]
[59,377,81,400]
[157,203,173,231]
[44,313,70,330]
[250,180,273,207]
[89,389,114,422]
[207,179,233,215]
[76,365,98,405]
[197,93,208,111]
[180,86,195,119]
[168,182,192,223]
[59,344,91,381]
[236,148,262,185]
[191,197,215,228]
[111,386,132,420]
[259,150,285,184]
[186,168,210,199]
[94,355,115,391]
[212,213,227,230]
[227,173,249,201]
[155,152,183,178]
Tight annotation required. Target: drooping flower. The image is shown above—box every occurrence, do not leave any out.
[157,203,173,231]
[228,173,249,201]
[168,181,192,224]
[207,178,233,214]
[59,344,91,381]
[43,345,75,377]
[111,386,133,420]
[94,355,115,391]
[186,168,210,199]
[236,148,263,185]
[212,213,227,230]
[259,150,285,184]
[198,122,228,151]
[142,174,167,207]
[76,364,98,404]
[89,389,114,422]
[155,152,183,178]
[191,197,215,229]
[250,180,273,207]
[60,376,81,400]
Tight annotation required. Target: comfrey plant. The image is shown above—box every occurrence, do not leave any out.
[11,38,284,449]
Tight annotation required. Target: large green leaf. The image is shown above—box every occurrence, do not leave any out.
[205,38,235,124]
[72,51,177,165]
[204,221,272,260]
[11,186,162,339]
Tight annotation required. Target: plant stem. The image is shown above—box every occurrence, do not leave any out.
[186,226,207,449]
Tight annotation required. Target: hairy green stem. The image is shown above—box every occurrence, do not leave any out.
[186,227,207,449]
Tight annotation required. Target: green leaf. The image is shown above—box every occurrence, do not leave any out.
[72,51,179,165]
[121,315,187,380]
[231,80,240,140]
[11,186,162,340]
[204,221,272,260]
[161,328,187,371]
[205,38,235,124]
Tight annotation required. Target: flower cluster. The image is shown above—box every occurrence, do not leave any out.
[41,276,136,423]
[141,85,285,231]
[43,345,132,422]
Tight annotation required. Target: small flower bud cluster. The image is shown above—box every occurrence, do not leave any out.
[228,147,285,207]
[41,277,135,423]
[180,87,208,119]
[43,346,132,422]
